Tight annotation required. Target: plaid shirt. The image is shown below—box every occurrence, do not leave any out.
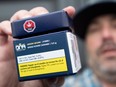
[62,69,102,87]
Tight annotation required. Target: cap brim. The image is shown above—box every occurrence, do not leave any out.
[73,1,116,39]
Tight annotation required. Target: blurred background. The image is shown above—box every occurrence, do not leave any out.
[0,0,97,21]
[0,0,97,72]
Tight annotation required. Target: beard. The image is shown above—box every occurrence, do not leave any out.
[87,39,116,84]
[89,57,116,83]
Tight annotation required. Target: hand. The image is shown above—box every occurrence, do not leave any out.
[0,6,75,87]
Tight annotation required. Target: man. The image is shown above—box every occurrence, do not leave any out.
[63,0,116,87]
[0,6,75,87]
[0,0,116,87]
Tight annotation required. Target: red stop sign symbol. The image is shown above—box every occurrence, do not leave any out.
[23,20,36,32]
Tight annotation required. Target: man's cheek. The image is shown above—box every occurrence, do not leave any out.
[86,45,100,66]
[86,43,96,56]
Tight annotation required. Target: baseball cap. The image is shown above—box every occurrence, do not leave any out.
[73,0,116,39]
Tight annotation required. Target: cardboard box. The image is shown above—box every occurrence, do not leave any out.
[13,31,81,81]
[11,10,73,38]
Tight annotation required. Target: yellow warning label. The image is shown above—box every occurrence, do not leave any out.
[18,57,67,77]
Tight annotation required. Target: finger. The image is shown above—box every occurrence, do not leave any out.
[29,7,49,16]
[10,10,32,22]
[0,20,11,45]
[55,77,64,86]
[42,77,64,87]
[63,6,76,18]
[0,20,12,35]
[0,33,7,45]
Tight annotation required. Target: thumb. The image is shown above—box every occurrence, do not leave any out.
[63,6,76,18]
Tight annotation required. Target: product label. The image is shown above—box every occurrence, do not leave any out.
[17,49,68,77]
[66,32,81,73]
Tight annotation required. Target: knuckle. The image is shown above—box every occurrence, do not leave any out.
[0,20,10,28]
[1,20,10,25]
[11,10,29,21]
[16,9,29,14]
[29,7,49,16]
[29,7,49,13]
[15,10,29,17]
[36,7,48,12]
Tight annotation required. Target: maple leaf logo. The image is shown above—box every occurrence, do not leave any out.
[23,20,36,33]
